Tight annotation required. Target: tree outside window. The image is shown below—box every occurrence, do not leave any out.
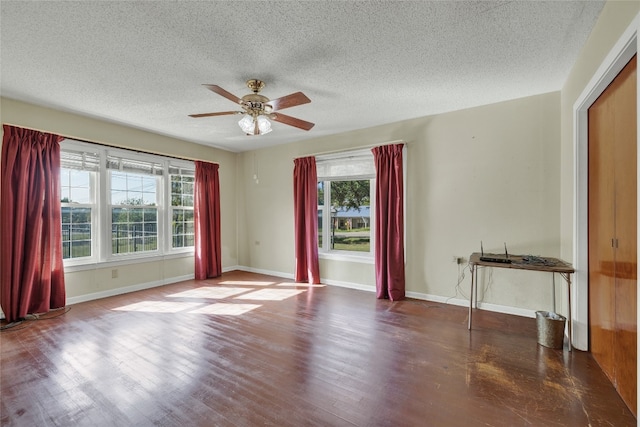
[318,179,371,253]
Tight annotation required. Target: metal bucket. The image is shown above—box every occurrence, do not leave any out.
[535,311,566,349]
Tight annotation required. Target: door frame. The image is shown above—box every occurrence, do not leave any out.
[573,14,639,351]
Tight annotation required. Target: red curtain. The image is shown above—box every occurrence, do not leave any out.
[0,125,66,323]
[372,144,405,300]
[293,156,320,284]
[194,161,221,279]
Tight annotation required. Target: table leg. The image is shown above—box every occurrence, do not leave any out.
[474,267,478,308]
[566,273,572,352]
[552,273,556,313]
[468,264,475,330]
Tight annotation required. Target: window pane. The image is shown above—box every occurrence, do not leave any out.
[142,190,156,206]
[61,206,92,259]
[127,191,144,205]
[170,173,195,249]
[172,207,194,249]
[70,187,91,204]
[317,181,324,249]
[111,171,157,206]
[111,191,127,205]
[61,187,71,203]
[183,182,194,196]
[70,169,90,187]
[111,172,127,191]
[317,208,323,248]
[60,169,91,204]
[129,175,143,192]
[62,241,70,259]
[112,208,127,223]
[61,207,70,223]
[143,209,157,222]
[329,180,371,252]
[111,206,158,255]
[60,169,70,183]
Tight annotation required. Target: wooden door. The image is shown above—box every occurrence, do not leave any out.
[588,55,637,416]
[588,77,616,382]
[612,55,637,414]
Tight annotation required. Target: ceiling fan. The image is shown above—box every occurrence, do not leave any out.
[189,79,315,136]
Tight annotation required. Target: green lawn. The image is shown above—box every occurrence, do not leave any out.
[333,236,370,252]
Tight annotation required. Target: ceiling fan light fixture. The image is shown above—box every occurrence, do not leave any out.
[257,115,272,135]
[238,114,253,133]
[238,114,272,135]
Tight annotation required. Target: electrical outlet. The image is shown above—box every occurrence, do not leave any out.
[111,269,118,279]
[452,256,464,264]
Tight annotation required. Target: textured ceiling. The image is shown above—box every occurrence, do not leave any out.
[1,1,604,153]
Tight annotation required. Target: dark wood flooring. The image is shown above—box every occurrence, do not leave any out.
[1,271,636,426]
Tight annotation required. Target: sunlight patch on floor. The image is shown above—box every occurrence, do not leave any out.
[167,287,248,299]
[189,303,261,315]
[219,280,275,286]
[111,280,309,314]
[234,288,307,301]
[113,301,203,313]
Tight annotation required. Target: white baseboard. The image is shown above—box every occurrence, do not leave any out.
[319,277,376,293]
[63,265,535,320]
[234,266,535,319]
[232,265,536,319]
[407,291,535,318]
[66,273,194,306]
[66,266,254,306]
[222,265,241,273]
[235,265,294,280]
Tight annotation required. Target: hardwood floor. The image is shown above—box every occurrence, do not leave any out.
[1,271,635,426]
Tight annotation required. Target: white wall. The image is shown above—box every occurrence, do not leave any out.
[0,97,239,302]
[238,92,562,316]
[560,0,640,262]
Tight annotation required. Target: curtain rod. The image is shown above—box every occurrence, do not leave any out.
[3,122,217,165]
[300,140,405,158]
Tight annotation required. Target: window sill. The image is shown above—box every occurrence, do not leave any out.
[319,251,374,264]
[63,251,194,273]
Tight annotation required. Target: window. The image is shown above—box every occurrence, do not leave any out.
[169,168,195,249]
[110,171,158,255]
[59,139,196,267]
[60,148,99,261]
[316,149,375,257]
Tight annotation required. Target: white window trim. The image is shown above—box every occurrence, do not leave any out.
[60,200,98,266]
[166,159,196,254]
[60,139,195,271]
[315,143,407,264]
[316,149,375,261]
[60,140,101,266]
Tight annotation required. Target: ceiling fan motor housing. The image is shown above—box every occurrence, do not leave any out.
[241,93,271,115]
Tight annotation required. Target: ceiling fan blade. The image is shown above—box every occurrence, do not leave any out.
[189,111,242,118]
[203,84,243,105]
[270,113,315,131]
[266,92,311,111]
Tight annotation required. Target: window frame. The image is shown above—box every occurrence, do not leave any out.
[60,139,195,270]
[60,165,98,266]
[167,163,196,254]
[108,169,161,258]
[316,149,376,263]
